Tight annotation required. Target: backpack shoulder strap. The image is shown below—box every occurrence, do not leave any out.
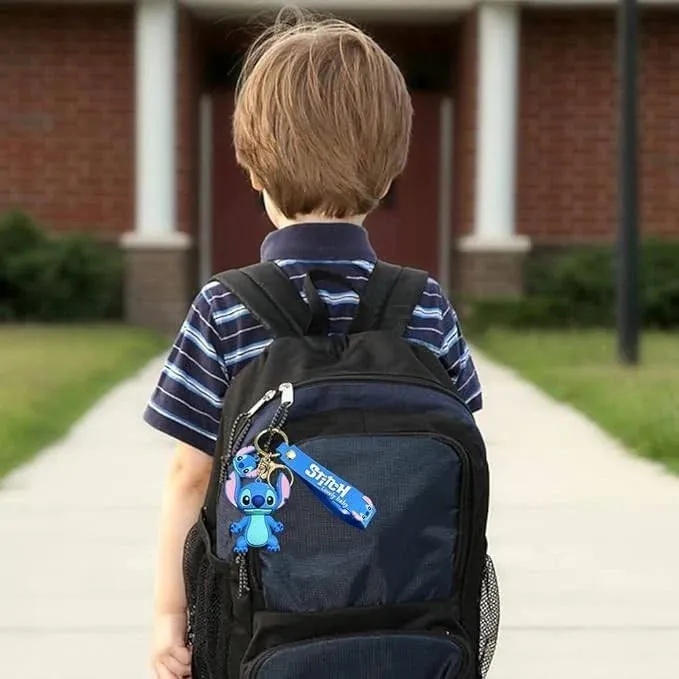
[213,262,310,338]
[349,261,429,335]
[379,264,430,335]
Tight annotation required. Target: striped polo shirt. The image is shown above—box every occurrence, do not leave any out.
[144,222,482,455]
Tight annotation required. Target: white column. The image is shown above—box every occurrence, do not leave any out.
[129,0,182,244]
[464,2,529,251]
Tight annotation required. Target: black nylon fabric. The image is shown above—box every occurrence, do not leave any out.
[242,633,466,679]
[186,284,491,679]
[214,260,429,339]
[255,434,460,612]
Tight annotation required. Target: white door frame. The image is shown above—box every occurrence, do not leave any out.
[198,93,213,284]
[438,96,454,295]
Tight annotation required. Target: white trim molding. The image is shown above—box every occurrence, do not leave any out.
[438,96,454,293]
[121,230,193,250]
[198,94,214,283]
[457,234,532,253]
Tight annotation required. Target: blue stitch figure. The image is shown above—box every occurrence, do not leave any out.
[225,471,291,553]
[232,445,260,478]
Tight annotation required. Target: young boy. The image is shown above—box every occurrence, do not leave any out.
[145,13,482,679]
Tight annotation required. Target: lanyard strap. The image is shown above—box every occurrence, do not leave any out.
[276,442,376,529]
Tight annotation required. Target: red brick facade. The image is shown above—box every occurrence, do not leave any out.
[518,8,679,243]
[0,6,134,238]
[0,4,202,240]
[177,6,202,237]
[2,4,678,322]
[453,9,478,238]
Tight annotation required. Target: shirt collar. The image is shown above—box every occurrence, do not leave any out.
[260,222,377,262]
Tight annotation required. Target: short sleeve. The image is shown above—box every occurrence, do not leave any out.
[436,289,483,412]
[143,284,229,455]
[405,278,483,412]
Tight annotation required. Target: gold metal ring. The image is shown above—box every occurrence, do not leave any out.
[261,462,295,487]
[253,427,289,452]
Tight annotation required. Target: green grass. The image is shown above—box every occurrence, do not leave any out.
[471,330,679,474]
[0,325,168,479]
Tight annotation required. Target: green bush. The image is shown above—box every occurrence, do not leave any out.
[0,210,47,256]
[641,243,679,329]
[0,211,123,322]
[0,212,47,320]
[469,240,679,331]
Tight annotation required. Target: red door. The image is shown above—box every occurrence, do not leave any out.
[211,90,442,274]
[367,92,442,275]
[211,90,270,271]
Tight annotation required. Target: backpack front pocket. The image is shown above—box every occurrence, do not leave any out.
[242,631,469,679]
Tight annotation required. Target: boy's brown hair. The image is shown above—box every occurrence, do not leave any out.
[233,10,412,220]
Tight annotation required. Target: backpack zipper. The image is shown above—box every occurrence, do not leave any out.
[227,384,294,597]
[247,389,279,418]
[228,383,294,455]
[185,604,196,647]
[219,383,293,486]
[244,629,471,679]
[229,372,471,463]
[439,435,473,591]
[290,373,473,415]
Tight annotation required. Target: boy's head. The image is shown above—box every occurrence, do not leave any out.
[233,11,412,224]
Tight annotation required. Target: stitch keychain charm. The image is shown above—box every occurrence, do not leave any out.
[253,429,295,487]
[232,446,260,478]
[225,470,292,553]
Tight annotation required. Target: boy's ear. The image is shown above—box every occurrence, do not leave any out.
[249,171,264,192]
[379,182,393,199]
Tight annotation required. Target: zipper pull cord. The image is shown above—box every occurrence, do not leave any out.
[218,383,295,485]
[261,382,295,451]
[218,389,279,485]
[223,385,294,599]
[218,411,249,486]
[186,604,196,647]
[235,553,250,597]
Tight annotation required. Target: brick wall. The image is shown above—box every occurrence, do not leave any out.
[518,8,679,243]
[639,10,679,237]
[0,5,134,238]
[0,4,204,240]
[177,6,203,237]
[453,9,477,237]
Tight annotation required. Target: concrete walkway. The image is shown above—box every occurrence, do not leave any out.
[1,353,678,678]
[476,358,679,678]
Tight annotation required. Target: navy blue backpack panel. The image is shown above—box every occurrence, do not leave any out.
[183,261,500,679]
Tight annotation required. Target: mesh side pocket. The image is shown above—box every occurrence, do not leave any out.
[183,520,234,679]
[478,554,500,678]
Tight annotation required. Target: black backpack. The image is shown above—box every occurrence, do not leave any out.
[183,261,500,679]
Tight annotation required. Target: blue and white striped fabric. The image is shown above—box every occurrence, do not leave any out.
[144,222,482,455]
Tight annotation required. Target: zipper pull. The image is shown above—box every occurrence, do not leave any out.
[246,389,277,417]
[279,382,294,408]
[235,553,250,596]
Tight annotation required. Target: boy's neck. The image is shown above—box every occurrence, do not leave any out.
[259,189,367,230]
[274,213,366,229]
